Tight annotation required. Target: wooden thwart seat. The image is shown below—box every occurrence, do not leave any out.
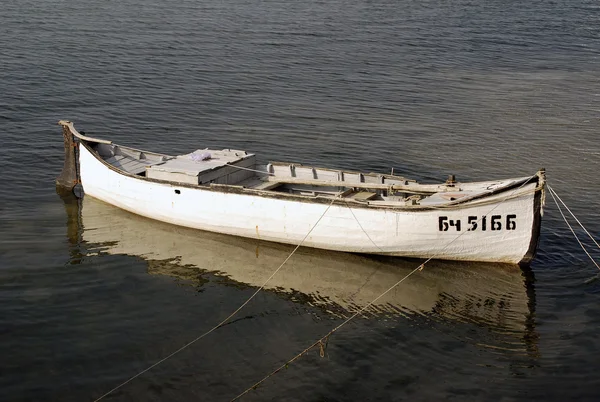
[347,191,378,201]
[105,155,148,175]
[253,180,283,191]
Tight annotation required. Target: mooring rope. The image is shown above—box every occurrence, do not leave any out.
[548,186,600,250]
[343,200,386,253]
[547,186,600,271]
[230,174,540,401]
[229,260,427,402]
[93,198,336,402]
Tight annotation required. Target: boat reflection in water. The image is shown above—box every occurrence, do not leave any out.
[62,193,538,358]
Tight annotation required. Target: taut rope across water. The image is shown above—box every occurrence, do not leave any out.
[93,198,337,402]
[548,186,600,271]
[230,174,541,400]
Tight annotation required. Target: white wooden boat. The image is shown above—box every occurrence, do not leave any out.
[56,120,545,265]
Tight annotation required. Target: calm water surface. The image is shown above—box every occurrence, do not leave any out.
[1,0,599,400]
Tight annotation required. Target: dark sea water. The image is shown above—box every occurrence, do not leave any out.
[1,0,600,400]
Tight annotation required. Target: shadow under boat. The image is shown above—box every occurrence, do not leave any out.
[60,191,539,357]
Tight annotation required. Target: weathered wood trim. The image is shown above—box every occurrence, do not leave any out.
[58,120,112,145]
[56,123,80,190]
[265,176,439,194]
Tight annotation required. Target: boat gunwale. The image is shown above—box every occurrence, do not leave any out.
[78,139,542,213]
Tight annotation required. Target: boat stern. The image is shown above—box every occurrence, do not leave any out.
[519,168,546,266]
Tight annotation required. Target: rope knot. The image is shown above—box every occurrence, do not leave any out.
[318,336,329,358]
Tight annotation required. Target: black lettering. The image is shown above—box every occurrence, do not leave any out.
[439,216,449,231]
[491,215,502,231]
[468,216,478,231]
[506,214,517,230]
[449,219,462,231]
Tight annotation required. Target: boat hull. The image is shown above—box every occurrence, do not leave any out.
[77,144,541,264]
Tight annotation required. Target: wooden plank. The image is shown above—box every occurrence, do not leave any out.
[59,120,113,144]
[123,161,149,174]
[123,159,149,170]
[236,177,264,188]
[339,188,355,198]
[268,161,413,183]
[265,176,439,193]
[352,191,378,201]
[253,181,283,191]
[118,158,141,169]
[105,155,126,165]
[106,155,149,174]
